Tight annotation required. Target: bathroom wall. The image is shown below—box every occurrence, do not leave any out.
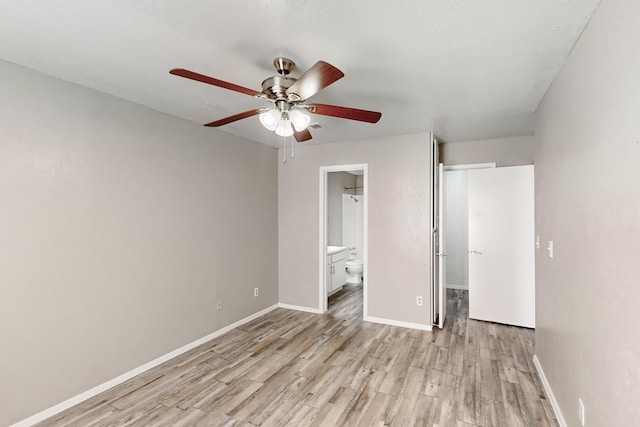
[278,133,430,326]
[327,171,357,246]
[355,175,364,195]
[534,0,640,424]
[342,194,364,259]
[441,135,534,167]
[0,59,278,425]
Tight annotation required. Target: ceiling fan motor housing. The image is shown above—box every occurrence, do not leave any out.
[261,75,296,102]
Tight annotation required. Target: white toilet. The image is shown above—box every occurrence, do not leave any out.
[345,248,364,284]
[345,260,363,284]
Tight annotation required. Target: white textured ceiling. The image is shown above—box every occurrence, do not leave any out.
[0,0,600,146]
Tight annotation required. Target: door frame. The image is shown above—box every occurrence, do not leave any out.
[429,133,438,326]
[444,162,497,172]
[319,164,369,316]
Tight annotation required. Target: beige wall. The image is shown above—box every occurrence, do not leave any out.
[0,60,278,425]
[534,0,640,425]
[278,134,431,324]
[441,136,534,167]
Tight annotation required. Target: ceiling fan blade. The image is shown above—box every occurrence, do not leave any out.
[294,128,313,142]
[307,103,382,123]
[286,61,344,101]
[170,68,261,97]
[204,109,261,127]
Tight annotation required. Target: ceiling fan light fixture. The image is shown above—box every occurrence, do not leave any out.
[170,58,381,146]
[288,109,311,131]
[259,109,281,131]
[275,119,294,137]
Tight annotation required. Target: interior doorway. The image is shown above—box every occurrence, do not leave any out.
[442,162,535,328]
[442,163,497,291]
[319,164,368,316]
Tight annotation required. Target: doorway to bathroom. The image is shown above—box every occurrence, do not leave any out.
[319,164,368,317]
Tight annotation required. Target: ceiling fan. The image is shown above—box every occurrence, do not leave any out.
[169,57,382,142]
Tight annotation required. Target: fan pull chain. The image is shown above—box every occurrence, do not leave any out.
[282,132,287,164]
[291,135,295,158]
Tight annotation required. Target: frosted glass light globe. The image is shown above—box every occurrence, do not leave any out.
[259,109,281,131]
[275,119,294,137]
[288,109,311,131]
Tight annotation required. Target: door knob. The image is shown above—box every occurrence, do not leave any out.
[436,252,448,257]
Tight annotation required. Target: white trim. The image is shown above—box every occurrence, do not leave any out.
[362,167,369,320]
[364,315,433,331]
[319,167,327,313]
[444,162,496,171]
[533,354,567,427]
[11,304,279,427]
[429,132,436,326]
[278,303,323,314]
[318,164,369,319]
[446,283,469,290]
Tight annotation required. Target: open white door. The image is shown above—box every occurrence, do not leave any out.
[437,163,446,328]
[430,132,446,328]
[468,165,535,328]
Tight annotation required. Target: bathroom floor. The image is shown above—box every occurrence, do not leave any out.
[37,286,557,426]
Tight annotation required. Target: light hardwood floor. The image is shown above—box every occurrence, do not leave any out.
[37,286,557,426]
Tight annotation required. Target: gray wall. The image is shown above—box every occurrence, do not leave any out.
[0,60,278,425]
[327,171,357,246]
[441,136,534,167]
[278,134,431,324]
[534,0,640,425]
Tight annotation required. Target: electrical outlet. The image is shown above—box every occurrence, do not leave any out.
[216,300,223,311]
[254,287,259,297]
[578,397,585,426]
[416,296,423,306]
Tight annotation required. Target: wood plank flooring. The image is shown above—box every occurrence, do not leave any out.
[36,287,557,426]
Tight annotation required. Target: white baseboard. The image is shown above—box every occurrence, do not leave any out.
[364,315,432,331]
[11,303,279,427]
[533,354,567,427]
[278,302,323,314]
[446,283,468,290]
[278,305,431,331]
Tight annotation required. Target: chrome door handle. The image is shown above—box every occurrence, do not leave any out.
[469,250,483,255]
[436,252,448,257]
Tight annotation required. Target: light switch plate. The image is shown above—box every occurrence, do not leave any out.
[548,240,554,258]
